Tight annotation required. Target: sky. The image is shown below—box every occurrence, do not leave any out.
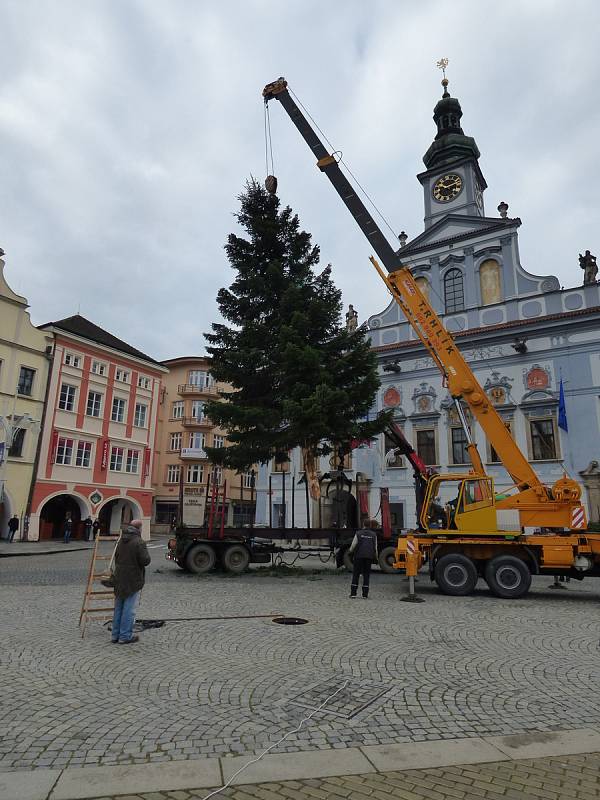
[1,0,599,361]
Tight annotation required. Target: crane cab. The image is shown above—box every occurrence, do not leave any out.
[421,474,516,536]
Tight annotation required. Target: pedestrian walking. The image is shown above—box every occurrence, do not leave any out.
[110,519,151,645]
[63,515,73,544]
[7,515,19,543]
[348,518,379,599]
[83,517,93,541]
[92,518,100,539]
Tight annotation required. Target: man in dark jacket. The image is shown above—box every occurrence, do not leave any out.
[8,515,19,543]
[348,518,379,599]
[111,520,151,644]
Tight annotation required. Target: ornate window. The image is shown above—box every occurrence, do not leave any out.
[529,418,558,461]
[479,259,502,305]
[450,427,469,464]
[416,429,437,465]
[415,276,430,299]
[444,268,465,313]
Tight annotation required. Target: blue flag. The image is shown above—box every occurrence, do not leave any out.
[558,378,568,432]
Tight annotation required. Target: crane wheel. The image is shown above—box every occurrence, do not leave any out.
[485,555,531,599]
[378,546,398,573]
[222,544,250,574]
[185,544,217,574]
[434,553,478,596]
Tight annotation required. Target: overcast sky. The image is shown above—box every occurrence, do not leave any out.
[1,1,599,361]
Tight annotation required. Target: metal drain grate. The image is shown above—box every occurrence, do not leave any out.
[289,678,389,718]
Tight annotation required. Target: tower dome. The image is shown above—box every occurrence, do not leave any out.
[423,78,480,170]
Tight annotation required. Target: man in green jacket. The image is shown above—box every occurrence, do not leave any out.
[111,520,151,644]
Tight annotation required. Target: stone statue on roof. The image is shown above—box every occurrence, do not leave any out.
[345,304,358,332]
[579,250,598,285]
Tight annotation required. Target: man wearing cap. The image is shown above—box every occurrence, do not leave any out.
[111,519,151,644]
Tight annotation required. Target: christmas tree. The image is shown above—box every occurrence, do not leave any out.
[204,179,391,496]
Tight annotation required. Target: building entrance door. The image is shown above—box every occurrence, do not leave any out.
[39,495,83,540]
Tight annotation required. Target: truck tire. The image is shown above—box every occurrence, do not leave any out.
[378,546,397,573]
[176,558,188,571]
[434,553,478,596]
[222,544,250,574]
[185,544,216,574]
[342,548,354,572]
[485,555,531,599]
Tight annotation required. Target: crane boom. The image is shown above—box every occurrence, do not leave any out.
[263,79,401,272]
[263,77,585,528]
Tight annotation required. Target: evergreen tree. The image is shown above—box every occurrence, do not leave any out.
[204,179,391,495]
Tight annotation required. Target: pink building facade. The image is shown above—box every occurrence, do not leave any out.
[29,315,167,540]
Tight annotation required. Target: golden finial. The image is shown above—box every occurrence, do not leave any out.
[436,57,450,95]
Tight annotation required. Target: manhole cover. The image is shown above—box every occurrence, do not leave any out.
[272,617,309,625]
[290,678,389,718]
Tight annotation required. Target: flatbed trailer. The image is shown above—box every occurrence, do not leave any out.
[166,526,404,575]
[395,530,600,599]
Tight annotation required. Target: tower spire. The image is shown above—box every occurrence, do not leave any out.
[422,59,480,170]
[436,57,450,98]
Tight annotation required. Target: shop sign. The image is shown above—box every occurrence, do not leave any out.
[101,439,109,470]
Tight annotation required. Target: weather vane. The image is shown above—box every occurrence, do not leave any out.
[436,57,449,78]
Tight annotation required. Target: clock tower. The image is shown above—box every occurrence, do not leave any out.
[419,75,487,228]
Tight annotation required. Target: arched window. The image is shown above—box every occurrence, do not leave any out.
[479,259,502,305]
[415,276,430,299]
[444,268,464,314]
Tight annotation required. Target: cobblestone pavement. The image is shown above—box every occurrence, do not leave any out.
[72,753,600,799]
[1,549,600,774]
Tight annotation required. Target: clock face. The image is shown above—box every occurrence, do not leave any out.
[432,173,463,202]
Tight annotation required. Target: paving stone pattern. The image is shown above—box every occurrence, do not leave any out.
[76,753,600,799]
[1,551,600,774]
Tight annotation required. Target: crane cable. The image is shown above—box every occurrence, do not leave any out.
[264,101,275,178]
[288,87,398,243]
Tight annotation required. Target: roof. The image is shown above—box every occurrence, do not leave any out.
[161,355,211,366]
[39,314,163,367]
[373,305,600,354]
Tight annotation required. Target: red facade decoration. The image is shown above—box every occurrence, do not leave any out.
[526,367,550,390]
[383,387,401,408]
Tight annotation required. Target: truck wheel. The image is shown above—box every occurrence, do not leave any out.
[485,555,531,599]
[434,553,478,596]
[176,558,189,571]
[222,545,250,574]
[342,549,354,572]
[378,546,397,573]
[185,544,216,574]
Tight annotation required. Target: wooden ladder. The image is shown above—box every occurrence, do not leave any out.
[79,535,120,638]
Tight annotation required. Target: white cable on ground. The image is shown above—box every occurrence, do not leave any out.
[200,679,350,799]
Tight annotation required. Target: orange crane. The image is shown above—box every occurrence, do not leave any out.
[263,77,600,599]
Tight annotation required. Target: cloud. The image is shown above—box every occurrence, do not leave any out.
[0,0,598,360]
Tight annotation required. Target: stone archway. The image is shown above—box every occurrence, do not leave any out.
[97,497,142,536]
[39,493,89,540]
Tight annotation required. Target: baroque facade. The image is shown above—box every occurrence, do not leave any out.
[366,79,600,529]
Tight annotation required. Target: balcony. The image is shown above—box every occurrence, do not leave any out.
[182,416,212,428]
[178,383,219,396]
[180,447,208,460]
